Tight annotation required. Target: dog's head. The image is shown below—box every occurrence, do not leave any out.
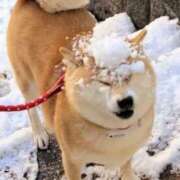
[0,72,11,97]
[61,30,156,130]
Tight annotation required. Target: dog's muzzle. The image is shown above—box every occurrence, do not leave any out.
[114,96,134,119]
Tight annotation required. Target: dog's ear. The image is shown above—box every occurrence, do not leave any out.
[59,47,77,68]
[129,29,147,46]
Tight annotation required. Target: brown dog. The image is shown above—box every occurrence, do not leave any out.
[7,0,156,179]
[55,35,155,179]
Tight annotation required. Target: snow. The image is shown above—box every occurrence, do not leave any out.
[0,128,37,180]
[133,47,180,179]
[0,1,38,179]
[89,13,135,69]
[134,18,180,180]
[115,61,145,77]
[1,1,180,180]
[130,61,145,73]
[0,79,11,97]
[89,37,131,69]
[92,13,135,40]
[143,16,180,61]
[79,16,146,84]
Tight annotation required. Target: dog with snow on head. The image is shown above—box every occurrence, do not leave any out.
[7,0,155,179]
[55,30,156,180]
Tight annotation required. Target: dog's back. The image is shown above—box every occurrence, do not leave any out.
[7,0,96,132]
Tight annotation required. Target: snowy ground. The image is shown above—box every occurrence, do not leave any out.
[1,1,180,180]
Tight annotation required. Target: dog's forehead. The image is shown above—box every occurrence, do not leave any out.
[69,31,150,87]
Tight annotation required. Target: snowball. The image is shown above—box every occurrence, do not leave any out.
[89,36,131,69]
[92,13,135,40]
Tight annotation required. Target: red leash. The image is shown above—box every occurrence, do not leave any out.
[0,74,65,112]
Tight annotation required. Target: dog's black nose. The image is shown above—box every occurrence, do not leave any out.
[117,96,134,110]
[115,96,134,119]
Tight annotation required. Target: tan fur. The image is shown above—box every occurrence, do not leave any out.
[36,0,90,13]
[7,0,96,149]
[7,0,155,179]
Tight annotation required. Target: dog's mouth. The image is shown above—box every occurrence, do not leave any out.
[115,110,134,119]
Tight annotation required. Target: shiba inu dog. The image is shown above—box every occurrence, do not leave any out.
[7,0,155,179]
[54,30,156,180]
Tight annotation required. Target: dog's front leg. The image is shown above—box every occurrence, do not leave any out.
[120,160,140,180]
[62,153,82,180]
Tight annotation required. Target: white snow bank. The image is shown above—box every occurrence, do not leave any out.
[143,16,180,60]
[0,128,33,156]
[0,128,38,180]
[92,13,135,41]
[133,48,180,179]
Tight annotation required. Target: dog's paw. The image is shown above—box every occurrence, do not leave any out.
[34,128,49,150]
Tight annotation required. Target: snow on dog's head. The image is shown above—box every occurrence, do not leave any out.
[0,72,11,97]
[61,23,155,130]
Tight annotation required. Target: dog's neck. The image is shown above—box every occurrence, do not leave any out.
[36,0,90,13]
